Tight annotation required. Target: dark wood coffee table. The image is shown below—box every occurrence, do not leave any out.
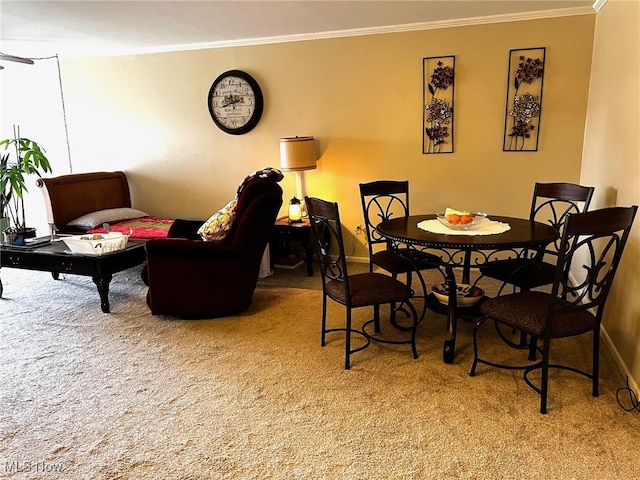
[0,238,146,313]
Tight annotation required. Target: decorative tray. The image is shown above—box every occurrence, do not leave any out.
[61,232,129,256]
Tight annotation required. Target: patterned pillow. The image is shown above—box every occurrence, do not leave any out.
[197,198,238,242]
[197,167,283,242]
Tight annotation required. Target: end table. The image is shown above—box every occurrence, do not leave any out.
[270,216,314,276]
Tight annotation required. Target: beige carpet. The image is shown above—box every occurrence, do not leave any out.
[1,264,639,479]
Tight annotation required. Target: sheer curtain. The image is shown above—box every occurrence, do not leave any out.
[1,57,71,236]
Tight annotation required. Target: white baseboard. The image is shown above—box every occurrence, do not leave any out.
[601,325,639,394]
[567,271,638,394]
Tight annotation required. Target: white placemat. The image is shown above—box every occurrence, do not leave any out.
[417,217,511,236]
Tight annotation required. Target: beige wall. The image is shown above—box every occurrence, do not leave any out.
[55,14,595,262]
[581,0,640,389]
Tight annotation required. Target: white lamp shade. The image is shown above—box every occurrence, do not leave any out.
[279,136,317,171]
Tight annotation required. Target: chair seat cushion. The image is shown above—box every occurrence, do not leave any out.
[326,272,413,308]
[373,248,441,275]
[480,259,555,289]
[480,291,597,338]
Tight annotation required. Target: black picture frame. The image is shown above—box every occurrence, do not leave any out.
[503,47,546,152]
[208,70,264,135]
[423,55,455,154]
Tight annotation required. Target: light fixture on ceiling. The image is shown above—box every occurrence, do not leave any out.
[0,53,35,65]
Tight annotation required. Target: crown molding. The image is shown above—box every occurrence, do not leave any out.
[592,0,608,13]
[61,5,598,59]
[157,6,595,54]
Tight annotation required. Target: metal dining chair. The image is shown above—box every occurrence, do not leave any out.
[305,195,421,370]
[359,180,443,324]
[479,182,594,357]
[479,182,594,294]
[470,205,637,413]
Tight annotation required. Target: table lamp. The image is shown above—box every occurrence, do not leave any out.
[288,197,302,223]
[279,136,317,222]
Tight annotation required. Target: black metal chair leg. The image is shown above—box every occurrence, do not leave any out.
[374,304,381,333]
[528,338,537,360]
[469,316,488,376]
[321,295,328,347]
[592,331,600,397]
[540,340,551,414]
[345,309,352,370]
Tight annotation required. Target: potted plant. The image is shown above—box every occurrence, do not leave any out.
[0,151,10,243]
[0,126,52,245]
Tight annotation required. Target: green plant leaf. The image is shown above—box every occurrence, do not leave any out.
[0,131,53,227]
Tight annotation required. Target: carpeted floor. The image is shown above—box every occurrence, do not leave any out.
[1,263,639,479]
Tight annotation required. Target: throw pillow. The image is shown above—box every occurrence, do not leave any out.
[197,198,238,242]
[197,167,282,242]
[67,207,148,229]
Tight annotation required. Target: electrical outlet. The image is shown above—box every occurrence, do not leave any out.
[354,224,363,235]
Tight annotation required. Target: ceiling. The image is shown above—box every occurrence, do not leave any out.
[1,1,597,60]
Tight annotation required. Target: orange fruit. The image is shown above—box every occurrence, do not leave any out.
[460,214,474,224]
[447,214,461,224]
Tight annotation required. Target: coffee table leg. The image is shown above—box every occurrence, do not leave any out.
[93,273,112,313]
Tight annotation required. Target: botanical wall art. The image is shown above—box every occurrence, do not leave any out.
[423,56,455,154]
[503,47,546,151]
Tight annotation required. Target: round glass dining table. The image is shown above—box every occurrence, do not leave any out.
[376,214,558,363]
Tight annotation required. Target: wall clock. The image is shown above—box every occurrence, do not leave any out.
[207,70,264,135]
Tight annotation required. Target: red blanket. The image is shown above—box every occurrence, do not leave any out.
[88,216,174,239]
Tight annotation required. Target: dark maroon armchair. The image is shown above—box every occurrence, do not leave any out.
[142,176,283,317]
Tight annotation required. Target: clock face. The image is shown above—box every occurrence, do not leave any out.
[208,70,264,135]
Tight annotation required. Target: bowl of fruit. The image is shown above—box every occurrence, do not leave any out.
[436,208,486,231]
[431,283,485,306]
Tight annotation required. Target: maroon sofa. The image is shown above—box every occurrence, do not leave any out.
[142,176,283,318]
